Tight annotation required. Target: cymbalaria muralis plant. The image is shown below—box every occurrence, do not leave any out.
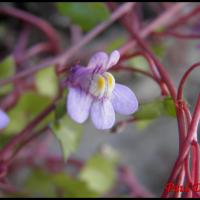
[0,2,199,198]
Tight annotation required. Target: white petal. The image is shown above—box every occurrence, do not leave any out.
[106,50,120,70]
[111,83,138,115]
[87,52,108,71]
[67,87,92,123]
[90,100,115,130]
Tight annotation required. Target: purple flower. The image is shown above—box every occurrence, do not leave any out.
[0,109,10,129]
[66,50,138,130]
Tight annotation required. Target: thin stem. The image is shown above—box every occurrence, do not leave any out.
[193,142,200,186]
[0,181,20,194]
[153,31,200,40]
[185,154,193,187]
[6,126,49,166]
[112,66,160,85]
[165,5,200,30]
[110,117,136,134]
[120,3,188,55]
[0,92,20,111]
[113,4,177,100]
[57,2,136,68]
[0,6,60,53]
[120,51,160,80]
[119,166,153,197]
[124,30,176,99]
[0,3,136,87]
[176,107,187,148]
[0,103,55,160]
[0,57,58,87]
[22,42,52,62]
[173,167,185,198]
[177,62,200,100]
[13,24,30,65]
[162,95,200,197]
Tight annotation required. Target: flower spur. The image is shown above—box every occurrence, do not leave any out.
[66,50,138,130]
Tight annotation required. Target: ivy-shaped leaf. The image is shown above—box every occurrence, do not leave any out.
[51,115,83,161]
[4,92,53,135]
[134,96,176,120]
[35,66,59,98]
[0,55,15,95]
[79,152,118,194]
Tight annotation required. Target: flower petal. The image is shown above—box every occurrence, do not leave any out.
[0,109,10,129]
[91,100,115,130]
[87,52,108,71]
[106,50,120,70]
[111,83,138,115]
[67,87,92,123]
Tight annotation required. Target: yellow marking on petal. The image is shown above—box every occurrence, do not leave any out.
[103,72,115,90]
[89,74,106,98]
[103,72,115,97]
[97,76,106,91]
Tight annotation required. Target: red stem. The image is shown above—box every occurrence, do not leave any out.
[162,95,200,197]
[112,66,160,85]
[120,51,161,80]
[119,166,153,197]
[125,30,176,99]
[177,62,200,100]
[193,142,200,186]
[0,57,59,86]
[57,2,136,68]
[0,103,55,161]
[153,31,200,40]
[13,24,30,66]
[165,5,200,31]
[0,6,60,53]
[22,42,52,61]
[7,126,49,166]
[0,3,135,87]
[120,3,188,55]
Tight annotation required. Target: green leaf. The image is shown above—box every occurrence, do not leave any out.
[24,170,56,197]
[152,43,166,58]
[53,173,99,198]
[99,144,120,163]
[134,97,176,120]
[35,66,59,98]
[79,152,117,194]
[24,169,99,198]
[4,92,53,135]
[134,119,153,130]
[0,55,15,95]
[163,96,177,117]
[134,99,163,120]
[51,115,83,161]
[56,3,110,31]
[0,55,15,78]
[0,135,12,149]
